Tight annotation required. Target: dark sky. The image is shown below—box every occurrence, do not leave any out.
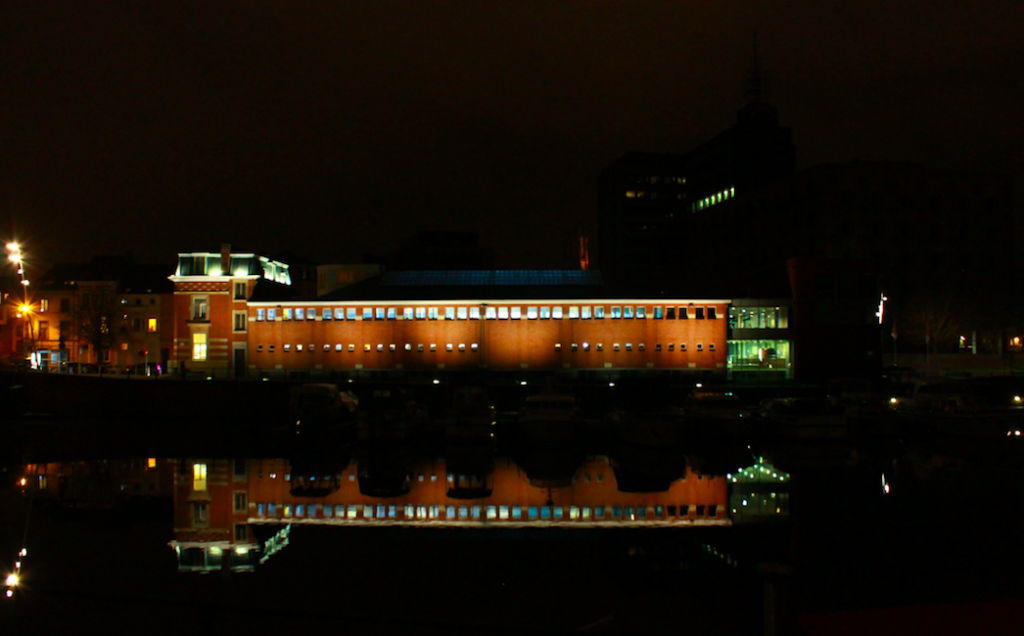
[2,1,1022,272]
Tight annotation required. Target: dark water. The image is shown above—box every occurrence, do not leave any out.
[2,380,1023,634]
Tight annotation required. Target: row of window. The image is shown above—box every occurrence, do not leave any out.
[253,503,717,521]
[691,186,736,212]
[254,305,718,322]
[255,341,716,353]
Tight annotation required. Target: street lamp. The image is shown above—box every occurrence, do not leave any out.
[6,241,34,365]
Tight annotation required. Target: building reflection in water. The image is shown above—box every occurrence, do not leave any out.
[16,443,791,573]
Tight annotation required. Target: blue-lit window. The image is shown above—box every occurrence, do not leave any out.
[498,307,508,320]
[595,306,605,319]
[446,506,455,518]
[540,506,551,520]
[428,307,439,320]
[540,307,551,319]
[347,308,357,320]
[653,306,663,319]
[256,308,265,322]
[636,306,646,319]
[469,307,480,320]
[377,505,386,518]
[385,307,396,320]
[487,506,497,519]
[611,306,622,319]
[594,506,604,519]
[388,506,396,518]
[527,307,538,319]
[510,307,521,319]
[268,308,277,321]
[323,505,332,518]
[257,503,265,516]
[569,306,579,319]
[268,503,277,516]
[404,505,414,518]
[581,306,591,319]
[528,506,538,520]
[445,307,455,320]
[459,506,468,519]
[554,507,563,519]
[335,308,345,320]
[552,307,563,319]
[485,307,496,320]
[322,308,331,320]
[499,506,509,519]
[374,307,384,320]
[362,308,372,320]
[472,506,481,519]
[457,307,468,320]
[295,308,304,320]
[512,506,522,519]
[308,308,317,320]
[403,307,413,320]
[296,505,305,517]
[335,505,344,517]
[623,306,633,319]
[415,307,426,320]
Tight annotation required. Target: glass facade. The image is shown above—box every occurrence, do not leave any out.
[728,306,788,330]
[727,339,791,379]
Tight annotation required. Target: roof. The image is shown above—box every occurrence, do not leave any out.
[381,270,603,287]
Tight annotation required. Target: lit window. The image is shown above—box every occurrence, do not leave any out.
[458,343,465,351]
[582,342,589,351]
[626,190,636,198]
[623,306,634,319]
[376,308,385,320]
[377,344,383,352]
[192,333,208,361]
[653,306,663,319]
[268,308,277,321]
[322,308,331,320]
[510,307,521,319]
[297,344,303,352]
[471,343,478,351]
[485,307,496,320]
[527,307,538,319]
[256,309,265,322]
[295,308,304,320]
[363,344,370,352]
[324,344,330,351]
[638,343,645,351]
[284,308,293,320]
[428,307,439,320]
[626,343,632,351]
[418,344,424,352]
[430,344,437,352]
[446,343,453,352]
[148,317,157,331]
[498,307,509,320]
[193,464,208,491]
[348,344,354,352]
[307,308,317,320]
[457,307,468,320]
[405,343,412,351]
[336,344,343,351]
[445,307,455,320]
[403,307,413,320]
[540,307,551,319]
[594,306,605,319]
[469,307,480,320]
[416,307,426,320]
[387,307,396,320]
[569,306,579,319]
[552,307,563,319]
[362,308,372,320]
[611,306,622,319]
[613,343,620,351]
[389,344,396,352]
[347,308,357,320]
[596,343,603,351]
[636,306,646,319]
[581,306,591,319]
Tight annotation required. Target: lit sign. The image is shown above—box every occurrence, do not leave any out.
[259,524,292,564]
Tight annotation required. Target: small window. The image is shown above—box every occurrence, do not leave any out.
[324,344,330,351]
[387,307,397,320]
[623,306,633,319]
[469,307,480,320]
[636,306,646,319]
[697,343,704,351]
[709,343,716,352]
[296,344,303,352]
[653,306,663,319]
[656,343,662,352]
[555,343,562,351]
[446,343,453,352]
[666,307,675,320]
[430,344,437,352]
[485,307,497,320]
[389,343,396,351]
[613,343,620,351]
[540,307,551,319]
[696,306,705,320]
[458,343,466,351]
[445,307,455,320]
[375,307,385,320]
[284,344,291,352]
[234,282,247,299]
[335,308,345,320]
[581,306,591,319]
[611,306,622,319]
[256,308,265,322]
[336,344,343,351]
[681,343,687,351]
[510,307,521,320]
[680,307,689,319]
[668,344,674,352]
[457,307,468,320]
[707,307,717,320]
[348,344,355,352]
[257,345,263,352]
[569,306,579,319]
[552,307,563,319]
[364,344,371,352]
[596,343,603,351]
[471,343,478,351]
[417,344,424,352]
[284,308,293,320]
[322,308,331,320]
[582,342,589,351]
[638,343,645,351]
[594,306,605,319]
[268,308,277,321]
[416,307,426,320]
[362,308,372,320]
[428,307,439,320]
[347,308,357,320]
[295,308,305,320]
[269,345,275,352]
[405,343,412,351]
[307,308,316,320]
[527,307,538,319]
[403,307,414,320]
[626,343,632,351]
[498,307,509,320]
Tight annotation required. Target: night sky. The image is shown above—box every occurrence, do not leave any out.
[2,1,1021,272]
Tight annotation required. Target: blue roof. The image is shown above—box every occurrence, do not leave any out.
[381,270,604,287]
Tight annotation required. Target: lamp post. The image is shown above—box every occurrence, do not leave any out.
[6,242,33,365]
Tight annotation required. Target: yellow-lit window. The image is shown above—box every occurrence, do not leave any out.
[193,463,208,491]
[147,458,156,469]
[148,318,157,332]
[192,333,207,361]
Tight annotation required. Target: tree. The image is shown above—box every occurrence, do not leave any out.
[899,293,963,355]
[74,283,120,366]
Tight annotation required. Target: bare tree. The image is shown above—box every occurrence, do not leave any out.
[74,283,120,366]
[900,294,963,354]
